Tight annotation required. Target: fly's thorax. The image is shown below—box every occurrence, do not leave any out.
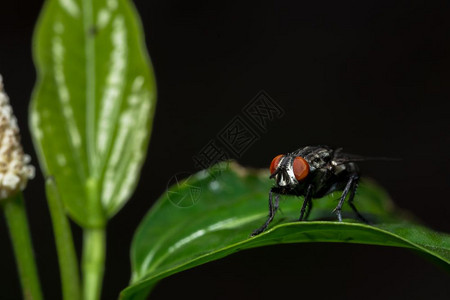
[302,148,333,171]
[331,160,360,176]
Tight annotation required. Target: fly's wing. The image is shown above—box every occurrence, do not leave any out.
[333,148,400,165]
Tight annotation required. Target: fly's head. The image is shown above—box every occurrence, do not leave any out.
[269,153,310,189]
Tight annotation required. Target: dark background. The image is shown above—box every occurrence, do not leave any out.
[1,0,450,299]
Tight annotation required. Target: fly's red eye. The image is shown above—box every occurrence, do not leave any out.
[293,157,309,181]
[270,155,284,174]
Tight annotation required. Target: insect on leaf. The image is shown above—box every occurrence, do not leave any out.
[121,162,450,300]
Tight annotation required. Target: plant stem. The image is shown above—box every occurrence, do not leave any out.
[45,178,81,300]
[3,192,43,300]
[82,227,106,300]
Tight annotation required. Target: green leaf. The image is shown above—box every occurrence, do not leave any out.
[30,0,156,227]
[121,162,450,300]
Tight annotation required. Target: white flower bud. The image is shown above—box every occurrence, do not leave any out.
[0,74,35,199]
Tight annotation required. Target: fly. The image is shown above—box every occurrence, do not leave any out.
[252,145,384,236]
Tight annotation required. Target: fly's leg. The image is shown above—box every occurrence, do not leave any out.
[333,174,358,222]
[298,184,313,221]
[347,176,369,223]
[251,189,281,236]
[304,197,313,220]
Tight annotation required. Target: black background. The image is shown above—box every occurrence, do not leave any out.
[1,0,450,299]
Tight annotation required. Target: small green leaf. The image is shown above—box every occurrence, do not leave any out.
[30,0,156,227]
[121,162,450,300]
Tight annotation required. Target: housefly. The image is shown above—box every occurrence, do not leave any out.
[252,145,376,236]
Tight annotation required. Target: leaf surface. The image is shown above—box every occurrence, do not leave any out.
[31,0,156,226]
